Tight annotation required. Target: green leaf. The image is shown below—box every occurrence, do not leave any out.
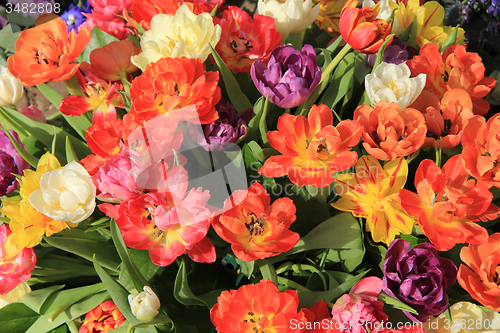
[173,259,205,307]
[111,219,148,292]
[258,260,277,285]
[0,24,20,51]
[0,106,29,141]
[120,249,160,290]
[398,20,413,43]
[0,106,91,162]
[379,291,419,315]
[65,137,79,163]
[319,52,356,110]
[40,283,106,315]
[279,213,363,259]
[77,26,120,63]
[36,83,91,140]
[439,26,458,54]
[93,256,141,326]
[44,236,120,272]
[235,258,255,279]
[407,16,419,48]
[1,128,39,168]
[210,45,252,112]
[48,325,68,333]
[26,292,109,333]
[297,271,366,308]
[23,285,65,314]
[0,303,39,333]
[372,35,395,73]
[259,97,270,145]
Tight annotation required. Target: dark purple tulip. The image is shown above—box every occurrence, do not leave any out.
[250,44,321,109]
[0,130,30,196]
[382,238,457,323]
[365,37,418,67]
[201,100,253,151]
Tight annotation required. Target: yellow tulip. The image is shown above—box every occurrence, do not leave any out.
[331,156,415,244]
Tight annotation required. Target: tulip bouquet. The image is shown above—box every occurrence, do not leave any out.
[0,0,500,332]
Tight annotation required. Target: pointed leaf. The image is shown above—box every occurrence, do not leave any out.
[44,236,120,272]
[378,291,419,315]
[40,283,106,315]
[65,137,79,163]
[23,285,66,314]
[0,106,91,162]
[93,256,141,326]
[1,128,39,168]
[297,271,366,308]
[440,26,458,54]
[26,291,109,333]
[173,259,205,307]
[372,35,395,73]
[111,219,148,292]
[210,45,252,112]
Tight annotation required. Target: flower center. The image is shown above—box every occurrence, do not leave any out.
[245,212,266,237]
[243,311,267,332]
[66,14,76,26]
[388,80,401,99]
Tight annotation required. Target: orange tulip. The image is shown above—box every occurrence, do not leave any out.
[461,114,500,188]
[80,40,140,82]
[7,15,90,87]
[408,43,497,115]
[79,300,125,333]
[260,104,361,188]
[339,0,393,54]
[398,155,498,251]
[354,102,426,160]
[212,182,299,261]
[410,89,474,149]
[130,57,220,125]
[458,233,500,311]
[210,279,308,332]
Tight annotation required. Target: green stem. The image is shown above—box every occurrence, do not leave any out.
[121,77,131,94]
[285,31,305,49]
[435,137,443,168]
[299,42,352,116]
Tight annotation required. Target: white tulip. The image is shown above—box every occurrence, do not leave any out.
[256,0,320,41]
[425,301,500,332]
[128,286,161,321]
[365,62,426,110]
[362,0,395,20]
[28,161,96,224]
[0,64,24,107]
[131,4,221,71]
[0,282,31,309]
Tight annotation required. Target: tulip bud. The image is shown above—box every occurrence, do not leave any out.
[128,286,160,321]
[0,64,24,107]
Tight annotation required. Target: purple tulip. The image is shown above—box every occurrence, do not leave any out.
[382,239,457,323]
[365,37,418,67]
[201,100,253,151]
[251,44,321,109]
[0,130,30,196]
